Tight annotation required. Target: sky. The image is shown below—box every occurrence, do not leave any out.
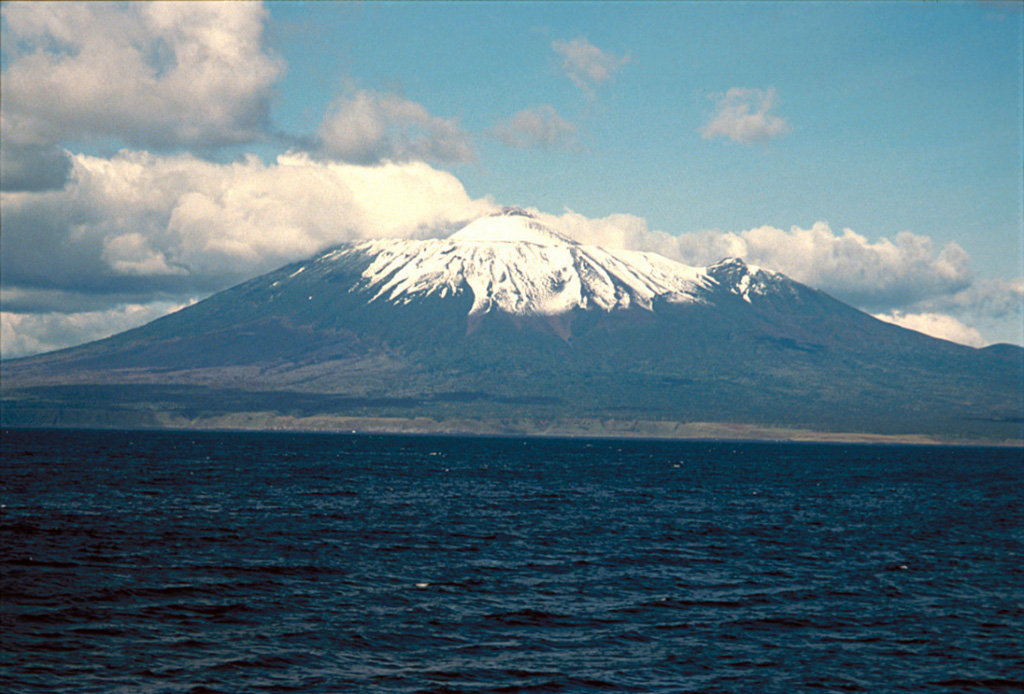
[1,0,1022,358]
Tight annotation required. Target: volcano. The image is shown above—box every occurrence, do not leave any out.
[3,208,1022,442]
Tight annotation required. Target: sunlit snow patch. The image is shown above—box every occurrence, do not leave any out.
[347,208,714,318]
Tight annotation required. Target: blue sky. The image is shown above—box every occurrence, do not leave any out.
[267,0,1023,272]
[1,1,1022,355]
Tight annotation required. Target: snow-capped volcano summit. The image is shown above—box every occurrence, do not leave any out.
[448,207,571,245]
[300,207,784,327]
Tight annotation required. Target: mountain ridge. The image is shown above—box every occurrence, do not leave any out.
[313,207,766,326]
[3,208,1022,443]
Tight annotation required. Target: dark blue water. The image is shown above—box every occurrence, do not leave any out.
[2,429,1022,693]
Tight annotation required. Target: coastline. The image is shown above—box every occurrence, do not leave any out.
[4,411,1021,448]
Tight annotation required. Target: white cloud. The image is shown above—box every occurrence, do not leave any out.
[1,300,194,360]
[490,105,577,150]
[102,232,189,277]
[690,223,972,310]
[551,37,631,95]
[1,149,496,358]
[317,90,474,165]
[920,277,1024,318]
[0,1,283,149]
[3,150,1017,356]
[909,277,1024,346]
[872,311,987,348]
[538,209,656,251]
[1,150,497,306]
[700,87,790,144]
[538,211,973,311]
[540,207,1020,345]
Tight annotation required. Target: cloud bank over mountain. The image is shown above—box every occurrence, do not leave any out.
[4,147,1015,355]
[1,149,982,322]
[1,151,495,308]
[1,2,1020,357]
[0,300,194,360]
[537,209,1019,346]
[871,311,986,349]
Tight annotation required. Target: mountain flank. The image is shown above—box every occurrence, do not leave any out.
[3,208,1022,444]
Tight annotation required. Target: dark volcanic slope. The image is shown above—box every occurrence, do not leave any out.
[3,212,1022,440]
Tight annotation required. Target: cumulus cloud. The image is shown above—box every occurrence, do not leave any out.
[0,143,73,192]
[0,149,497,358]
[489,105,577,150]
[552,37,631,95]
[536,207,1024,345]
[3,147,1017,356]
[0,1,283,149]
[907,278,1024,346]
[919,277,1024,318]
[101,232,189,277]
[872,311,987,348]
[0,160,551,358]
[537,211,973,312]
[700,87,790,144]
[0,150,496,311]
[1,300,194,360]
[317,90,474,165]
[680,224,972,310]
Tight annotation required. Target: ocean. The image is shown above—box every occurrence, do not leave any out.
[1,428,1022,693]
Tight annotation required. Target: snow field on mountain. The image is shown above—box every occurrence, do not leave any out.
[337,211,729,318]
